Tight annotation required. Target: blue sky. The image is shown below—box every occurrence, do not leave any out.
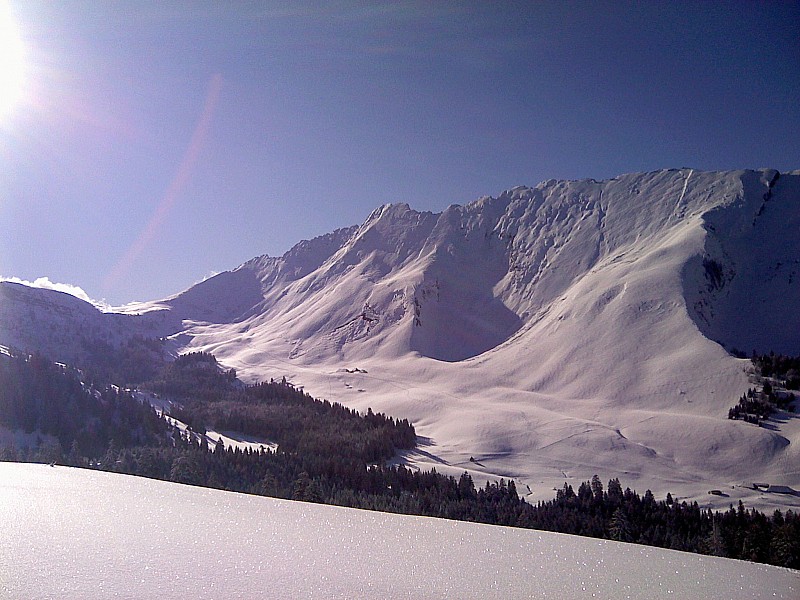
[1,1,798,305]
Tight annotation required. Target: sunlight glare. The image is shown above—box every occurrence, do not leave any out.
[0,1,26,119]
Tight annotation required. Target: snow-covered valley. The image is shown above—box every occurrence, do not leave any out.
[2,168,799,511]
[1,462,796,599]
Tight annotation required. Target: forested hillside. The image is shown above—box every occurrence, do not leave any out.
[3,170,799,516]
[1,346,798,568]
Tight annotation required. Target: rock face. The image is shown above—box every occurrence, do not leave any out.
[2,168,799,506]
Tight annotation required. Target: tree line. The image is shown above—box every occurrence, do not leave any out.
[0,345,797,570]
[728,352,798,424]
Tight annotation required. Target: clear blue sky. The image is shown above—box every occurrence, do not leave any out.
[1,0,798,305]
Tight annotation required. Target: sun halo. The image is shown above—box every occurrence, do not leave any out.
[0,1,26,120]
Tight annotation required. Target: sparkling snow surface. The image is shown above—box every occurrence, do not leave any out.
[0,463,796,599]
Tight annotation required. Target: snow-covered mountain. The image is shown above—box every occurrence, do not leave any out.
[3,462,796,599]
[2,168,799,509]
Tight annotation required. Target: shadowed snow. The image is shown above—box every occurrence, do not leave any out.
[2,169,799,511]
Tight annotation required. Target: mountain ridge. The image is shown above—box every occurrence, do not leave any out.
[2,167,798,509]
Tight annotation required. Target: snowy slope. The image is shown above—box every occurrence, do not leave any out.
[0,281,143,365]
[2,168,798,510]
[1,462,796,600]
[178,168,800,510]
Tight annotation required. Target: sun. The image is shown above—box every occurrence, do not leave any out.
[0,1,26,119]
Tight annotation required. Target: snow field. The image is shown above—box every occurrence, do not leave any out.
[2,169,799,512]
[1,462,796,599]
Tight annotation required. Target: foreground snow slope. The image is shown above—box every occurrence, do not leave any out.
[0,463,796,600]
[1,169,798,510]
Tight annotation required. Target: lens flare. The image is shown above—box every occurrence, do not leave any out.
[0,1,25,120]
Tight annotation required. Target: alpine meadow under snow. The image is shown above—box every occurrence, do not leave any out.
[2,168,800,511]
[1,462,797,599]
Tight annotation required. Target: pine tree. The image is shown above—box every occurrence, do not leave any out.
[591,474,604,502]
[169,454,202,486]
[705,520,727,557]
[609,507,633,542]
[292,471,312,501]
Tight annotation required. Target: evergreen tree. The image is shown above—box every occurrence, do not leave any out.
[609,507,632,542]
[169,454,202,486]
[591,474,604,502]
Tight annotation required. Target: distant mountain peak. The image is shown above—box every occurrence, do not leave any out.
[2,167,798,509]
